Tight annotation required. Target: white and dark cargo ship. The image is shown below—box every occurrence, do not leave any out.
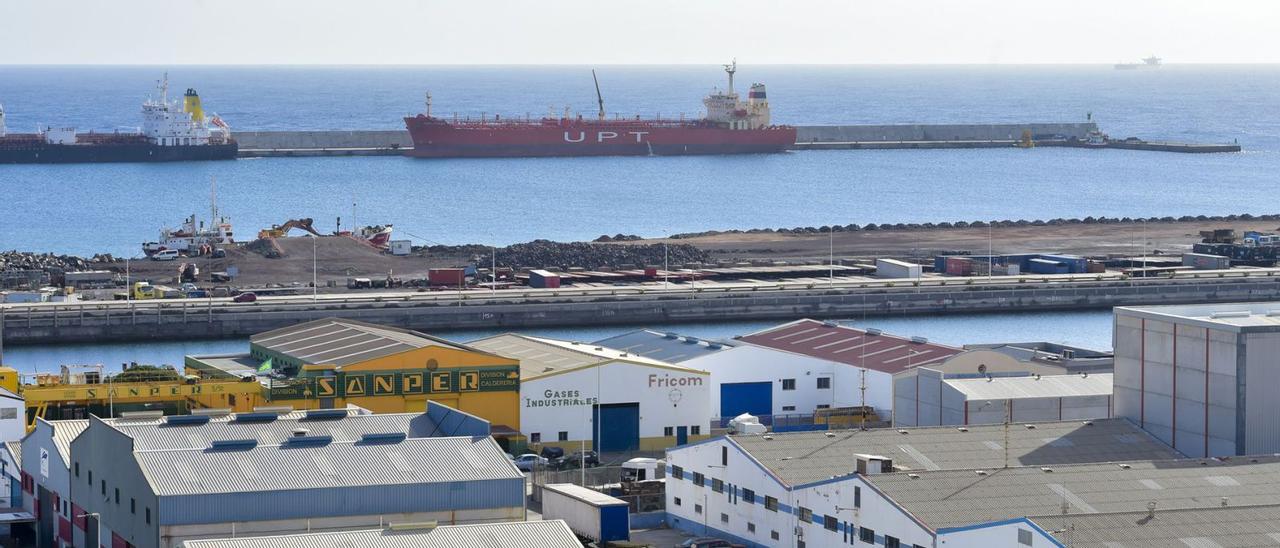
[0,75,236,164]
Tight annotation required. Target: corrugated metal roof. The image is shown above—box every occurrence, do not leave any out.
[1118,303,1280,331]
[469,333,701,379]
[1031,504,1280,548]
[945,373,1113,400]
[592,329,735,363]
[4,441,20,469]
[251,318,490,367]
[738,319,963,374]
[51,419,89,467]
[108,410,446,451]
[136,435,522,497]
[871,456,1280,530]
[179,520,582,548]
[728,418,1179,486]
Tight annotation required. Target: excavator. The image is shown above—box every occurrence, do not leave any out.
[258,218,322,239]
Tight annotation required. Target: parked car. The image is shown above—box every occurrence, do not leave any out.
[151,249,179,261]
[540,446,565,460]
[554,450,600,469]
[232,292,257,303]
[678,538,745,548]
[512,453,547,471]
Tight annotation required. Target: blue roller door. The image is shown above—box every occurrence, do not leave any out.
[594,403,640,452]
[721,382,773,418]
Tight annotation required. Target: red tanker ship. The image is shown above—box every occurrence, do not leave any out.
[404,62,796,158]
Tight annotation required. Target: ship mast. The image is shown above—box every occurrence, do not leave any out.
[592,70,605,121]
[425,92,433,117]
[723,59,737,94]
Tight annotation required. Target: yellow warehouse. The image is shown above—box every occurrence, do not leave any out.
[186,318,521,445]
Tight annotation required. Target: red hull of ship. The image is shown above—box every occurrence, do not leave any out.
[403,116,796,158]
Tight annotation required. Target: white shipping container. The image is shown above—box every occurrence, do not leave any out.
[388,240,412,256]
[541,483,630,543]
[876,258,922,279]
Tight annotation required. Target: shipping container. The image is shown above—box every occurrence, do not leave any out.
[529,269,561,289]
[875,258,921,279]
[428,268,466,286]
[944,256,974,276]
[1182,252,1231,270]
[1036,254,1088,273]
[388,240,412,256]
[541,483,630,543]
[1027,258,1069,274]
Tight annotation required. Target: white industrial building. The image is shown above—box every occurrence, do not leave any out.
[728,320,963,421]
[664,419,1186,548]
[469,334,711,452]
[892,368,1113,427]
[1114,302,1280,457]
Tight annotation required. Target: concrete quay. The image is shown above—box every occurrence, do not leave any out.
[4,273,1280,346]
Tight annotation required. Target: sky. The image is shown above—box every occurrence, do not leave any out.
[3,0,1278,65]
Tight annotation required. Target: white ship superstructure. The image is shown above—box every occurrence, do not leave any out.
[142,74,232,146]
[702,61,773,130]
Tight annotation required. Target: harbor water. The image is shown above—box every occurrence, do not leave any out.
[0,310,1113,374]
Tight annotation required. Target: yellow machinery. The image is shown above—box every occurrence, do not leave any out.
[1017,129,1036,148]
[258,218,321,239]
[21,376,265,429]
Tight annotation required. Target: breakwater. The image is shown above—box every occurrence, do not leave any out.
[235,122,1243,157]
[3,274,1278,345]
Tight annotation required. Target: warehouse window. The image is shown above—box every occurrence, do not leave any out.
[859,527,875,543]
[748,523,756,533]
[694,503,703,514]
[671,465,684,480]
[817,377,831,389]
[799,507,812,523]
[771,531,780,541]
[557,431,568,442]
[854,486,861,507]
[88,470,92,485]
[74,463,79,477]
[664,426,674,436]
[674,497,681,506]
[1018,528,1033,545]
[722,446,728,466]
[824,515,837,531]
[712,478,724,493]
[782,379,796,390]
[100,480,105,496]
[530,433,541,444]
[720,513,729,523]
[817,404,831,409]
[743,488,755,504]
[115,488,120,504]
[130,498,135,514]
[765,496,779,512]
[783,405,796,411]
[692,472,705,486]
[146,508,151,525]
[885,536,901,548]
[690,425,701,435]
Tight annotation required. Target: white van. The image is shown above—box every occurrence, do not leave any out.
[151,250,180,261]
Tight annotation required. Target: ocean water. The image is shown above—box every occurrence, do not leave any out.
[0,65,1276,257]
[0,310,1113,375]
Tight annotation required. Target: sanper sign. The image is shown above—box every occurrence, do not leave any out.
[270,367,519,400]
[23,381,252,403]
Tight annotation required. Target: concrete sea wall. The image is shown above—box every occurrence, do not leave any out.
[4,277,1278,345]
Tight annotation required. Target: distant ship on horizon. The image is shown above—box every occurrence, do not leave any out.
[1115,56,1162,70]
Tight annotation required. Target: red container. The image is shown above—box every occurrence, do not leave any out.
[428,268,466,286]
[944,257,974,276]
[644,267,658,278]
[529,269,561,288]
